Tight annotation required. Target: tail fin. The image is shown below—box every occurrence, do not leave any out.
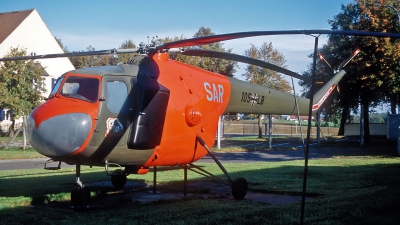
[311,49,359,112]
[312,70,345,112]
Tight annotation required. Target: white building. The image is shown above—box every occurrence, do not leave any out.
[0,8,75,130]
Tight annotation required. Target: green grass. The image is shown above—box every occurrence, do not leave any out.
[237,119,337,127]
[212,136,314,152]
[0,136,23,142]
[1,156,400,224]
[0,135,44,159]
[0,147,45,160]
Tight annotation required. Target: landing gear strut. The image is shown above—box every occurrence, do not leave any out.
[70,162,90,208]
[195,135,248,199]
[105,162,128,189]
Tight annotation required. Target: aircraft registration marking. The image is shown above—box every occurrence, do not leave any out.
[241,92,264,105]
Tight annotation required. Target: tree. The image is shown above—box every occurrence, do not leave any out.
[330,1,400,141]
[243,42,292,138]
[115,39,136,64]
[68,40,137,69]
[55,37,69,53]
[68,46,114,69]
[300,1,400,140]
[244,42,292,92]
[0,47,46,136]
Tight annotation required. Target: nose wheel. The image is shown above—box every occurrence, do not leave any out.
[71,183,90,208]
[70,162,90,208]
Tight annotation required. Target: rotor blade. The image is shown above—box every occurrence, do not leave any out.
[338,49,360,70]
[181,49,311,82]
[0,48,138,61]
[159,29,400,50]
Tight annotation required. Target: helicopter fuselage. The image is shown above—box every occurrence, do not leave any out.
[27,53,231,173]
[26,52,342,174]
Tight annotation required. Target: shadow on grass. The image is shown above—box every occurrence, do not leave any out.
[213,136,397,158]
[1,159,400,224]
[1,137,400,224]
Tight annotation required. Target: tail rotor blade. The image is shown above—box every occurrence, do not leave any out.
[338,49,360,70]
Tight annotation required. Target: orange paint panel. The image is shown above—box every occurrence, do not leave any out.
[143,53,231,167]
[30,73,101,155]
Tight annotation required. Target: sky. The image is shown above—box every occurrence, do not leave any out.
[2,0,355,85]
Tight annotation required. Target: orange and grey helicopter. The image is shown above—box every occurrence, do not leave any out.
[1,30,398,207]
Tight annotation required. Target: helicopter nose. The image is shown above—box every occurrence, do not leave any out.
[27,113,92,157]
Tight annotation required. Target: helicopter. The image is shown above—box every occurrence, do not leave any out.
[1,29,398,207]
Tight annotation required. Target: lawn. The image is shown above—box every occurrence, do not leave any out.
[0,136,43,160]
[0,147,45,159]
[1,155,400,224]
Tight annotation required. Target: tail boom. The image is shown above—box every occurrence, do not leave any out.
[223,70,346,116]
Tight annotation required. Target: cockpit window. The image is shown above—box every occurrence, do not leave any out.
[60,76,99,103]
[48,75,65,99]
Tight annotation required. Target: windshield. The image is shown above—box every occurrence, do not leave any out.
[60,76,99,103]
[48,75,65,99]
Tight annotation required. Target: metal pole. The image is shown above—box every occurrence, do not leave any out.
[222,121,224,137]
[4,128,21,149]
[268,114,272,149]
[300,35,318,225]
[76,161,81,185]
[184,165,188,196]
[153,166,157,194]
[360,105,365,147]
[316,110,320,147]
[197,135,234,183]
[217,116,221,149]
[264,122,267,136]
[397,120,400,155]
[23,114,26,150]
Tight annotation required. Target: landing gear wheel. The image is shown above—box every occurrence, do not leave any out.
[111,174,127,189]
[71,183,90,208]
[232,177,248,200]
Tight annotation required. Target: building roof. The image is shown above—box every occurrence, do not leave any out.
[0,9,34,45]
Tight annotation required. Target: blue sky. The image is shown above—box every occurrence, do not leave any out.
[2,0,355,81]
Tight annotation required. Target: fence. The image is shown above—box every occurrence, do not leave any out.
[222,122,339,136]
[0,122,23,134]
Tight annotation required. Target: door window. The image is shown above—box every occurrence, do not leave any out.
[106,81,128,113]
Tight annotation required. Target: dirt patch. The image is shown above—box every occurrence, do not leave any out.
[31,180,316,211]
